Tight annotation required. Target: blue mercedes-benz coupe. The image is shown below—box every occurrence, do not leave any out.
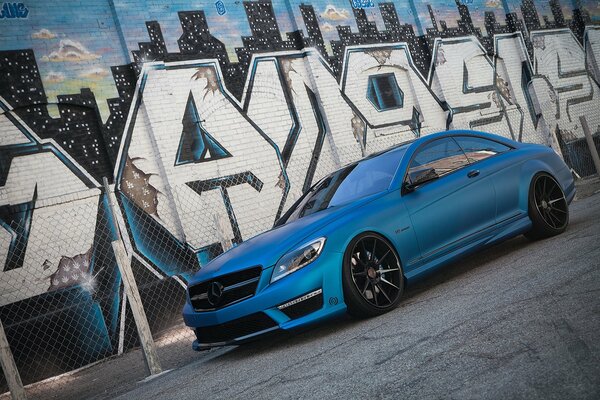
[183,130,575,350]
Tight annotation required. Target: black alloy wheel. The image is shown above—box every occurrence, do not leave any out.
[525,172,569,239]
[342,232,404,317]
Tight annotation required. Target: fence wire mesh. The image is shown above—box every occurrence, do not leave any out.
[0,191,136,395]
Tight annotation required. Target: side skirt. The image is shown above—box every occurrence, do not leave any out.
[405,213,531,282]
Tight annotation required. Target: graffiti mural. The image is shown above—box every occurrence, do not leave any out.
[0,0,599,388]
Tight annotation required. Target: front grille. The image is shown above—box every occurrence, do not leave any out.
[278,290,324,320]
[195,312,277,344]
[188,266,262,311]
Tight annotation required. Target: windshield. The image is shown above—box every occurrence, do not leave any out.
[276,146,408,226]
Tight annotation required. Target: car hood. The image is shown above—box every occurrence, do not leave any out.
[190,191,386,282]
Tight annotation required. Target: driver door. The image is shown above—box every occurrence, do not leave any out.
[402,137,496,261]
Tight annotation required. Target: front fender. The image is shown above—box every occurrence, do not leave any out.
[314,190,418,271]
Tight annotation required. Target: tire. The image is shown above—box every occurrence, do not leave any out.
[342,232,404,318]
[524,172,569,240]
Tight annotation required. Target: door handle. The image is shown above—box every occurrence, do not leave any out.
[467,169,480,178]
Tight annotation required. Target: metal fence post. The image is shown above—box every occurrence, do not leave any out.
[579,116,600,177]
[0,319,27,400]
[102,178,162,376]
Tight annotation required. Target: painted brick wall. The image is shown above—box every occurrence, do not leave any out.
[0,0,599,388]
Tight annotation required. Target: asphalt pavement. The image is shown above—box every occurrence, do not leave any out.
[113,186,600,400]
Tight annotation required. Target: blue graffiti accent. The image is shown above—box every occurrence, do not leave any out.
[338,45,445,136]
[114,69,150,184]
[302,85,327,193]
[493,33,544,140]
[0,2,28,19]
[186,172,263,244]
[408,0,423,36]
[270,59,301,168]
[243,57,297,222]
[409,107,422,137]
[521,60,541,130]
[196,242,224,265]
[175,91,232,166]
[118,193,198,280]
[97,194,121,338]
[584,29,600,88]
[78,291,113,355]
[0,289,114,380]
[351,0,374,9]
[214,0,226,16]
[0,185,36,272]
[462,61,496,94]
[367,73,404,111]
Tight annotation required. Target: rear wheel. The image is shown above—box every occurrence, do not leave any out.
[342,232,404,318]
[525,172,569,240]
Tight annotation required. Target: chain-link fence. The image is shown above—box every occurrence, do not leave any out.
[0,191,128,395]
[558,128,600,178]
[1,127,598,400]
[0,184,202,399]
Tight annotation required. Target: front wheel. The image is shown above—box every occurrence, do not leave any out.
[525,172,569,240]
[342,232,404,318]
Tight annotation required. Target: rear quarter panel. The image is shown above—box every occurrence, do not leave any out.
[515,144,575,212]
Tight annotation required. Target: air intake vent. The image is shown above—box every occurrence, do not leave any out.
[194,312,277,344]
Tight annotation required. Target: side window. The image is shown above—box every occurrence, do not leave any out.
[407,138,469,182]
[454,136,511,163]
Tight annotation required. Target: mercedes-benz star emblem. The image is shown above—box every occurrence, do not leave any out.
[207,281,224,306]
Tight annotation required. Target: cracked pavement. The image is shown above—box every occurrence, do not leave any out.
[114,191,600,400]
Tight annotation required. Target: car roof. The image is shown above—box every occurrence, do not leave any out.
[412,129,517,147]
[321,130,516,183]
[364,138,416,160]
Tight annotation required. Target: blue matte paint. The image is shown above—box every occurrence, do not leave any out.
[183,130,576,347]
[408,0,423,36]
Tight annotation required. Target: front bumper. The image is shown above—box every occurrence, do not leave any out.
[183,251,347,349]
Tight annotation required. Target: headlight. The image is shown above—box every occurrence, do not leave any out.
[270,237,326,283]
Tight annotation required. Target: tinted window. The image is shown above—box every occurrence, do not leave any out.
[454,136,511,163]
[408,137,469,182]
[277,147,407,225]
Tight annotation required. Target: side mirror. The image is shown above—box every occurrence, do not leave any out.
[403,168,439,193]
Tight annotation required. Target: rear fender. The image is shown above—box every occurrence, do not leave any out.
[517,157,562,213]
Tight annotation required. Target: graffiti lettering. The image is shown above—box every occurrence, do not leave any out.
[0,2,28,19]
[351,0,375,9]
[214,0,226,16]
